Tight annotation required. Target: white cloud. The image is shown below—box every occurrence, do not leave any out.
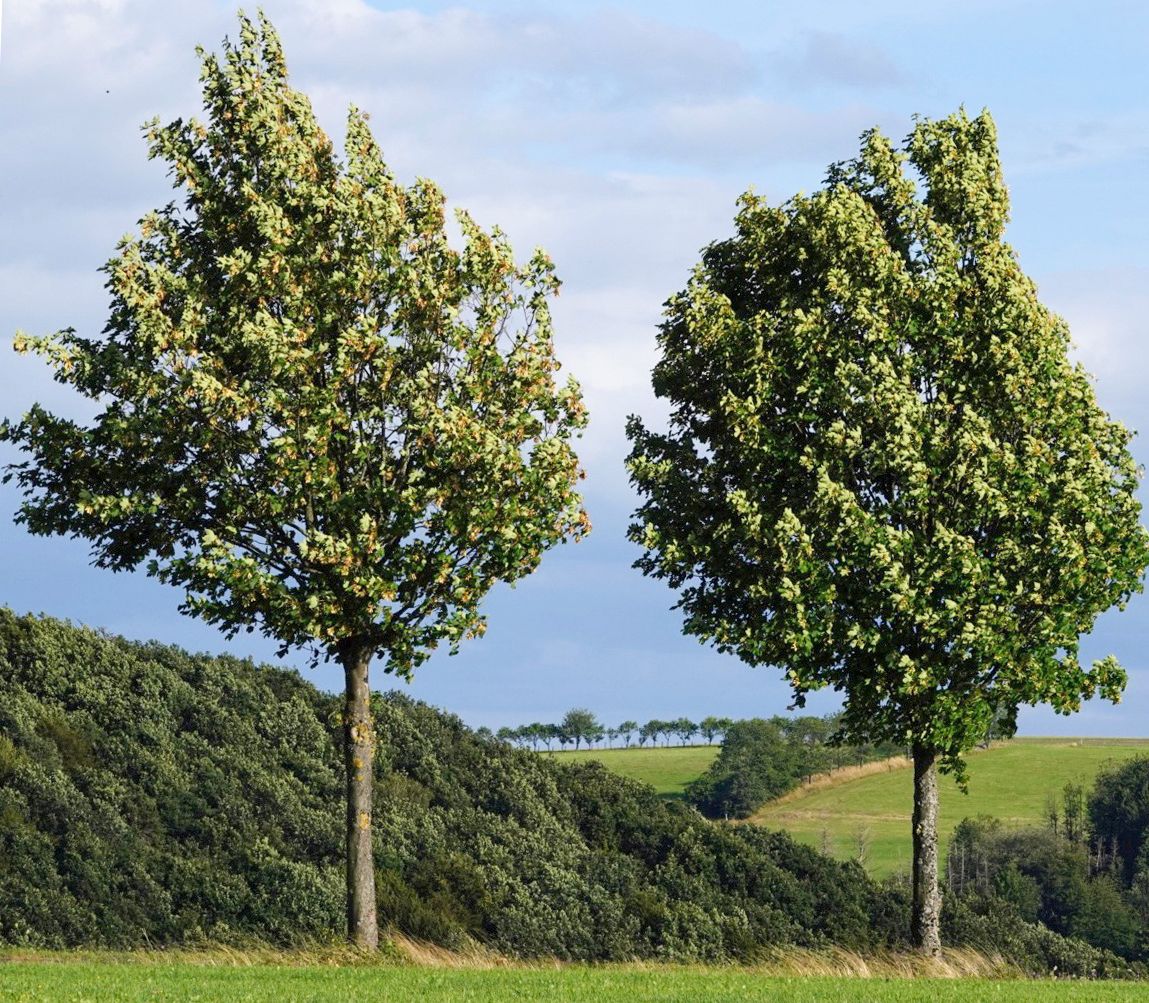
[1041,268,1149,425]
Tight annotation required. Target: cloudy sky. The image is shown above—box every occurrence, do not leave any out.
[2,0,1148,735]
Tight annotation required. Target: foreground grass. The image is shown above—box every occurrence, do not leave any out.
[553,744,718,800]
[755,738,1149,877]
[3,960,1149,1002]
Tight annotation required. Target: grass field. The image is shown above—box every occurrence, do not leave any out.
[755,738,1149,877]
[552,744,719,800]
[3,960,1149,1002]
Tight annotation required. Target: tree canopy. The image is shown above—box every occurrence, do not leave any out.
[626,108,1149,951]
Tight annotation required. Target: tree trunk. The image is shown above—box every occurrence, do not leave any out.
[341,641,379,950]
[911,744,942,956]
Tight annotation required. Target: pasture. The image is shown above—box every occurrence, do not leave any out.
[554,744,719,800]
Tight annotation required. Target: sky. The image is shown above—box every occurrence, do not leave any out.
[2,0,1148,735]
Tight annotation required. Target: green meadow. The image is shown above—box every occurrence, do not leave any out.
[553,744,719,800]
[3,961,1149,1003]
[755,738,1149,877]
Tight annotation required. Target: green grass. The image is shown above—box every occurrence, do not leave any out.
[2,962,1148,1002]
[755,738,1149,878]
[550,744,718,800]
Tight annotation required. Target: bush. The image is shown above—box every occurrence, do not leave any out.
[0,609,904,960]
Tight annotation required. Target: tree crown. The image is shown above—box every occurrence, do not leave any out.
[3,13,588,675]
[627,109,1148,771]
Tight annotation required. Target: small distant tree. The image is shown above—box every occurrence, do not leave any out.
[638,721,658,747]
[540,723,560,753]
[525,723,545,751]
[618,720,638,748]
[673,718,698,746]
[699,716,722,745]
[627,109,1148,954]
[643,719,670,747]
[561,708,598,751]
[1,15,588,951]
[1062,782,1087,846]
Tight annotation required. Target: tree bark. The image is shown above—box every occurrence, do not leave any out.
[341,641,379,950]
[911,743,942,956]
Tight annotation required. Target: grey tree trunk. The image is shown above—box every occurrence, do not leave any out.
[342,642,379,950]
[911,744,942,956]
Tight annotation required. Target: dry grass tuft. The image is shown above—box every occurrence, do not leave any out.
[749,945,1013,979]
[387,932,521,969]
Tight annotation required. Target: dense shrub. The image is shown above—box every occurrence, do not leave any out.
[0,610,905,959]
[943,895,1141,979]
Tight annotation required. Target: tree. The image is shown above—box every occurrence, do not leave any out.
[642,719,669,747]
[561,708,599,751]
[625,109,1148,954]
[1089,756,1149,883]
[525,722,546,751]
[618,720,638,748]
[1,15,588,950]
[535,724,556,752]
[699,716,723,745]
[673,717,697,746]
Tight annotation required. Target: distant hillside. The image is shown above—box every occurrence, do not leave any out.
[0,609,903,959]
[753,738,1149,877]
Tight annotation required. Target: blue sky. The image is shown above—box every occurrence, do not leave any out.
[2,1,1148,735]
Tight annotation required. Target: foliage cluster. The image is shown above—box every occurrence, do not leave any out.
[0,610,904,959]
[686,717,905,819]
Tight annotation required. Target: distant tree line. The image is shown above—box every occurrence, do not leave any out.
[479,708,739,752]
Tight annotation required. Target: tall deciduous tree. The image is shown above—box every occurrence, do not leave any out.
[626,109,1148,954]
[2,15,587,950]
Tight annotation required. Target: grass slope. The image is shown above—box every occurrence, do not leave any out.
[551,745,718,800]
[754,738,1149,877]
[3,961,1148,1002]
